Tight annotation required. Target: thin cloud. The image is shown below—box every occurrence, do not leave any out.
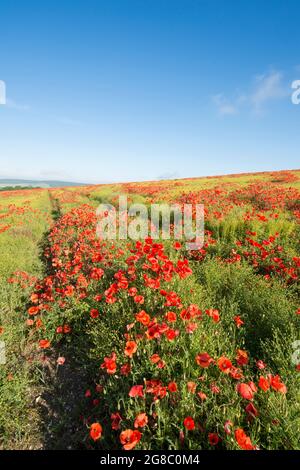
[213,70,288,117]
[251,71,287,113]
[6,98,30,111]
[212,94,239,116]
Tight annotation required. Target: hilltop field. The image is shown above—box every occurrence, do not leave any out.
[0,169,299,450]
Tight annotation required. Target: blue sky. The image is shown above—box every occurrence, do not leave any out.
[0,0,299,183]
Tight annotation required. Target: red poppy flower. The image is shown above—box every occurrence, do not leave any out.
[270,375,287,394]
[28,306,39,316]
[90,422,102,441]
[224,420,233,435]
[125,340,138,358]
[234,315,244,328]
[150,354,161,364]
[256,360,266,370]
[165,329,177,341]
[208,433,219,445]
[235,428,254,450]
[39,339,50,349]
[186,322,198,334]
[168,381,178,392]
[173,241,182,250]
[101,352,117,374]
[217,356,232,373]
[196,352,214,368]
[165,311,177,322]
[183,416,195,431]
[129,385,144,398]
[245,403,259,418]
[111,412,122,430]
[120,363,131,376]
[236,349,248,366]
[187,381,197,393]
[206,308,220,323]
[229,366,244,380]
[90,308,99,319]
[120,429,142,450]
[197,391,207,401]
[258,376,270,391]
[63,324,71,334]
[134,295,144,304]
[134,412,148,428]
[136,310,150,326]
[237,383,254,400]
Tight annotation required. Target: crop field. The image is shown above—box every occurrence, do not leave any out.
[0,169,299,450]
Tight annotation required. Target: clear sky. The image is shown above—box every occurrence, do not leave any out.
[0,0,299,183]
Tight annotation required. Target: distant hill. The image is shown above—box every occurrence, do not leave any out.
[0,179,88,188]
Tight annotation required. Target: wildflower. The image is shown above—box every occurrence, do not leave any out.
[224,420,233,435]
[196,352,214,368]
[235,428,254,450]
[28,306,39,316]
[125,340,137,358]
[136,310,150,326]
[210,383,220,394]
[134,295,144,304]
[165,311,177,322]
[128,287,137,296]
[157,360,165,369]
[245,403,259,418]
[173,241,182,250]
[90,308,99,319]
[90,422,102,441]
[63,324,71,334]
[229,366,244,380]
[208,433,219,445]
[39,339,50,349]
[111,412,122,430]
[165,329,177,341]
[187,381,197,393]
[217,356,232,373]
[101,352,117,374]
[236,349,248,366]
[206,308,220,323]
[168,381,178,392]
[183,416,195,431]
[237,383,254,400]
[197,391,207,401]
[57,356,65,365]
[270,375,287,394]
[234,315,244,328]
[150,354,160,364]
[129,385,144,398]
[120,429,142,450]
[120,363,131,376]
[256,360,266,369]
[134,413,148,429]
[258,376,270,391]
[186,322,198,334]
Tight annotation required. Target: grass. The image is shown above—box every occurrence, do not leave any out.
[0,190,51,449]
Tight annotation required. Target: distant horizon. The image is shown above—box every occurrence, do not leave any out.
[1,167,299,187]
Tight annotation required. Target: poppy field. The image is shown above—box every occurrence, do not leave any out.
[0,169,299,450]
